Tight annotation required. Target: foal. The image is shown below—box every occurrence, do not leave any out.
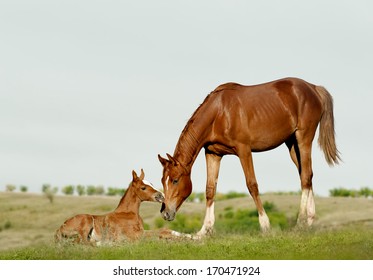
[55,169,164,244]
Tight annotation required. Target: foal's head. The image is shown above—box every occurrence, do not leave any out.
[158,154,193,221]
[131,169,164,203]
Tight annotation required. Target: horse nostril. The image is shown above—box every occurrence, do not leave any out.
[163,212,170,220]
[160,203,166,213]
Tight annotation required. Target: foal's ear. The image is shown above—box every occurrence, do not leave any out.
[158,154,169,167]
[140,168,145,180]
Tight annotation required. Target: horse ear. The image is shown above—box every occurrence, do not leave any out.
[158,154,169,167]
[132,170,138,181]
[166,153,179,166]
[140,168,145,180]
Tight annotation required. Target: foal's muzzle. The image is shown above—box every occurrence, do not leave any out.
[155,192,164,203]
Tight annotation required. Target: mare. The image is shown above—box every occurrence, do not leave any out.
[158,77,341,237]
[55,169,164,244]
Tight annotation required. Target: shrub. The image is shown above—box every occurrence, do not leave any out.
[87,185,96,196]
[155,213,202,234]
[6,184,16,192]
[225,191,248,199]
[42,184,58,203]
[359,187,371,198]
[216,201,288,233]
[0,220,12,232]
[20,186,28,192]
[106,187,125,196]
[329,188,353,197]
[329,187,373,198]
[186,192,205,203]
[86,185,105,196]
[155,201,288,234]
[62,185,75,195]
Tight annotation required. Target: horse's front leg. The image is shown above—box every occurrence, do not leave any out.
[196,152,221,238]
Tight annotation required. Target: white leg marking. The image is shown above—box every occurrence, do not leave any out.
[299,189,309,218]
[259,212,270,232]
[307,189,315,226]
[298,188,315,226]
[171,230,181,237]
[171,230,193,239]
[197,202,215,236]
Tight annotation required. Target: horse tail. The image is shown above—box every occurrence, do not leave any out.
[315,85,341,166]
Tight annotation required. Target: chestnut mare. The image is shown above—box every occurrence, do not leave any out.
[55,169,164,244]
[158,77,341,237]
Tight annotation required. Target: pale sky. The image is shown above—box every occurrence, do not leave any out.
[1,0,372,196]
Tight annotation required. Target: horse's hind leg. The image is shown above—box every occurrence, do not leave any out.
[288,131,315,227]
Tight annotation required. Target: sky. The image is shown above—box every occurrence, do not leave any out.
[1,0,372,197]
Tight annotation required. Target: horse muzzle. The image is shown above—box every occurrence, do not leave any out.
[160,203,176,221]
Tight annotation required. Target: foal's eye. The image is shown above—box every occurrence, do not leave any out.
[172,179,179,185]
[141,186,146,190]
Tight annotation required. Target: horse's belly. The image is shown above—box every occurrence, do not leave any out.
[248,122,295,151]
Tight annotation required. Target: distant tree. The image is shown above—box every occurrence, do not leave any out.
[62,185,74,195]
[186,192,196,202]
[225,191,248,199]
[117,188,125,196]
[359,187,372,198]
[76,185,86,196]
[107,187,124,196]
[329,187,351,197]
[186,192,205,203]
[42,184,58,203]
[86,185,105,196]
[20,186,28,192]
[87,185,96,196]
[6,184,16,192]
[95,185,105,196]
[106,187,117,196]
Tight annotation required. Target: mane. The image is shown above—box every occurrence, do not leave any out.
[181,82,242,135]
[115,184,131,209]
[181,94,212,135]
[212,82,242,93]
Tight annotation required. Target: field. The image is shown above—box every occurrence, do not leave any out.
[1,192,373,260]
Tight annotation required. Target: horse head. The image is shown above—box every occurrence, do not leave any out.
[132,169,164,203]
[158,154,192,221]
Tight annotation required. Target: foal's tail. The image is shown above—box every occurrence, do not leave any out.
[315,86,342,166]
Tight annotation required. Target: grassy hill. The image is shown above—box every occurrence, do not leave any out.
[1,192,373,259]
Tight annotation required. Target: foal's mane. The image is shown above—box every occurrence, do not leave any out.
[115,183,131,209]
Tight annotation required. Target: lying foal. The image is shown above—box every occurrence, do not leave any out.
[55,169,164,244]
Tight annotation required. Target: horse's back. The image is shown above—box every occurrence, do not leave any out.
[206,78,323,151]
[212,77,323,123]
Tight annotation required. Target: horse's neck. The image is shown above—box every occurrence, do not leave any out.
[174,118,210,171]
[114,187,141,214]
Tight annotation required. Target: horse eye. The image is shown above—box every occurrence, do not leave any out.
[172,179,179,185]
[141,186,146,190]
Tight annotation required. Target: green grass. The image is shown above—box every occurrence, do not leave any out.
[1,192,373,260]
[1,227,372,260]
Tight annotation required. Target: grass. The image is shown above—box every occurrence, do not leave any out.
[1,227,372,260]
[1,192,373,260]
